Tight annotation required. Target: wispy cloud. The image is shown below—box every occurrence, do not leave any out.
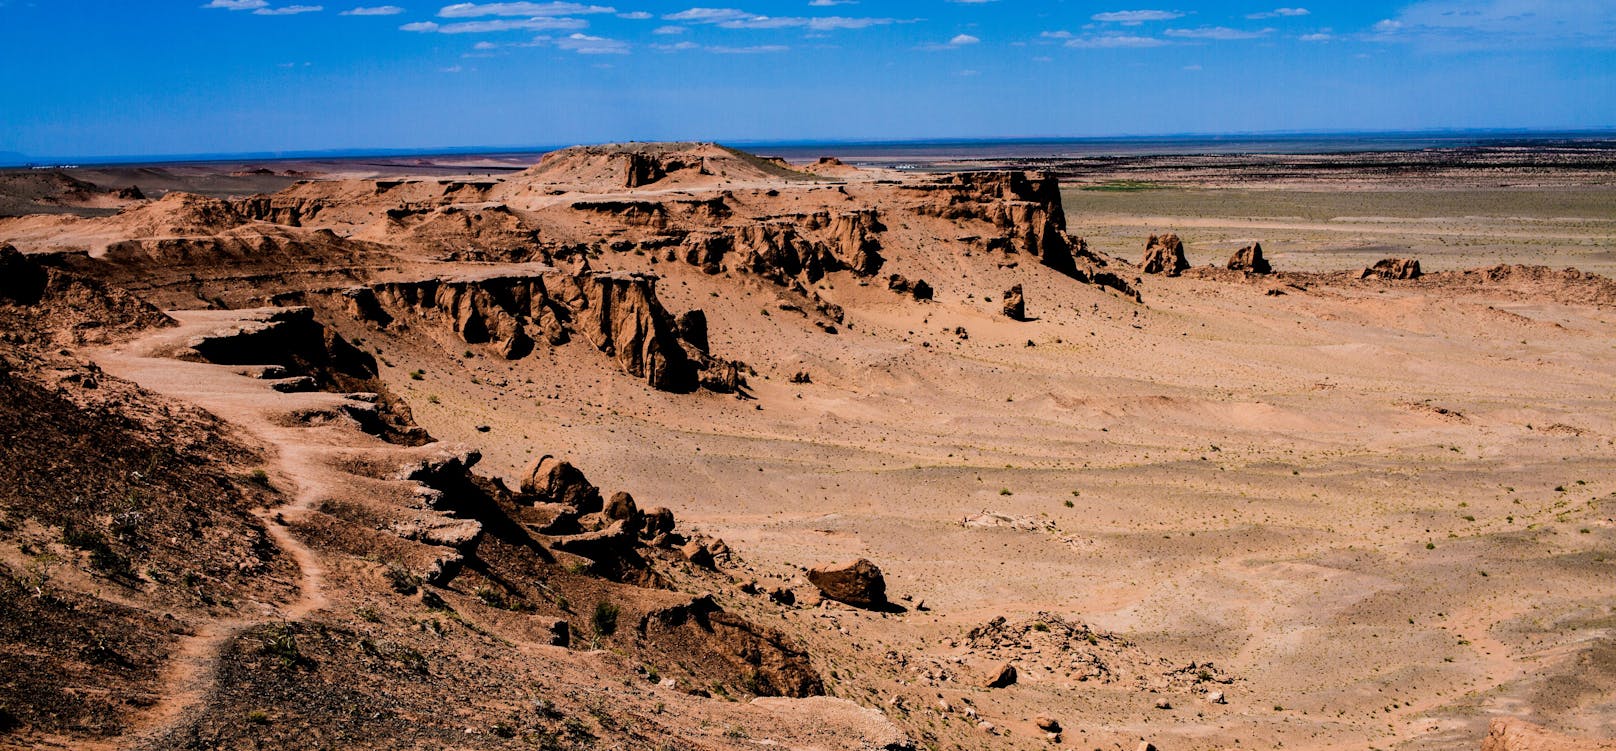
[402,16,586,31]
[437,2,612,16]
[341,5,404,14]
[662,7,900,30]
[1164,26,1273,40]
[1091,9,1183,25]
[1063,33,1168,48]
[1246,7,1308,19]
[1369,0,1616,49]
[255,4,323,14]
[203,0,269,9]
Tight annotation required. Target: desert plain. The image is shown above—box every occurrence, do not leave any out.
[0,140,1613,751]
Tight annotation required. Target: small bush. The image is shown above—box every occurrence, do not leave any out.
[259,625,305,669]
[248,469,271,487]
[998,488,1012,496]
[384,564,420,595]
[592,601,620,636]
[246,709,270,725]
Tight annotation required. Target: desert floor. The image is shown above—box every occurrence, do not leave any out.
[361,172,1616,749]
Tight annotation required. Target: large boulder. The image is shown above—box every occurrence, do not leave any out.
[520,455,603,513]
[1141,234,1189,276]
[1002,285,1025,320]
[807,558,888,608]
[1227,242,1272,274]
[1362,258,1422,280]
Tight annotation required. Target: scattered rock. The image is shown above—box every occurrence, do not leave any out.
[912,279,934,300]
[768,587,797,606]
[1002,284,1026,320]
[1206,691,1225,705]
[1227,242,1271,274]
[807,558,888,609]
[1141,234,1189,276]
[1035,714,1062,733]
[984,661,1018,688]
[791,371,813,384]
[680,540,715,568]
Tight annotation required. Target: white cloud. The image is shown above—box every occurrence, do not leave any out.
[617,10,650,19]
[949,33,979,45]
[554,31,629,52]
[1246,7,1308,19]
[1163,26,1273,40]
[203,0,269,9]
[402,16,586,31]
[438,2,612,17]
[254,5,323,14]
[1299,31,1331,41]
[1091,10,1183,25]
[341,5,403,14]
[653,25,685,34]
[808,0,855,5]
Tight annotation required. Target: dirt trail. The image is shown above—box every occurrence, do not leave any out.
[85,310,350,748]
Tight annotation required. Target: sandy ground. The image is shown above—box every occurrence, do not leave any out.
[371,223,1616,748]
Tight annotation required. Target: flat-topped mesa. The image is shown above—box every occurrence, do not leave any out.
[344,268,746,394]
[527,142,815,190]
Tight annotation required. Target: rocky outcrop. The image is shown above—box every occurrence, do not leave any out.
[180,306,428,445]
[1362,258,1423,280]
[235,196,330,227]
[572,198,731,230]
[1141,234,1189,276]
[1003,284,1026,320]
[909,172,1077,275]
[520,456,604,513]
[1481,718,1616,751]
[347,269,744,394]
[808,558,888,609]
[1227,242,1271,274]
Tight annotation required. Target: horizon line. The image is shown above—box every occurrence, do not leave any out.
[6,126,1616,170]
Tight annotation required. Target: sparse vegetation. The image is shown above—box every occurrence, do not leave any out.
[592,600,620,636]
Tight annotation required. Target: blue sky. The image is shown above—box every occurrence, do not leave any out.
[1,1,1613,160]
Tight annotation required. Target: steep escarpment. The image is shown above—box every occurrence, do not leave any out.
[902,171,1138,299]
[338,268,746,393]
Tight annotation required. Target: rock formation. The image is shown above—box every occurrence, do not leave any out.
[348,268,744,394]
[1141,234,1189,276]
[1003,284,1026,320]
[808,558,888,609]
[1228,242,1272,274]
[1362,258,1423,280]
[521,455,604,513]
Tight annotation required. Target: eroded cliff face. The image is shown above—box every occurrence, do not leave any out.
[342,269,744,394]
